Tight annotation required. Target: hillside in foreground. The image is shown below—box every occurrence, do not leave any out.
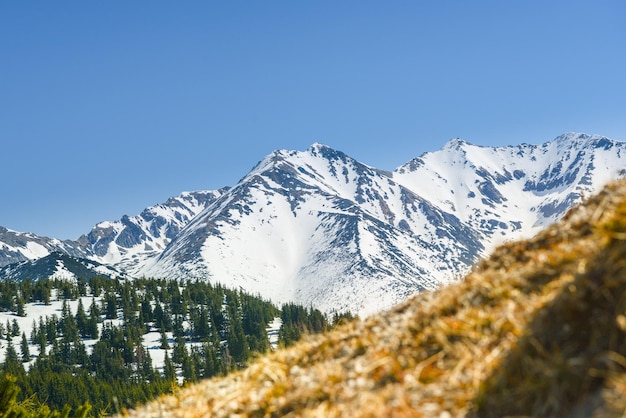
[123,179,626,417]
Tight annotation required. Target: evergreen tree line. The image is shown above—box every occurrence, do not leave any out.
[0,276,355,416]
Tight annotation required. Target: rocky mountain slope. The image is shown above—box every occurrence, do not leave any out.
[0,190,225,274]
[0,227,84,266]
[75,189,227,273]
[0,251,123,282]
[140,142,484,315]
[139,132,626,314]
[1,133,625,315]
[122,179,626,418]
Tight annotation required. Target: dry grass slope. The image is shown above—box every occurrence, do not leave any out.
[122,181,626,417]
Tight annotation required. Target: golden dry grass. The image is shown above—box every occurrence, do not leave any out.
[121,180,626,418]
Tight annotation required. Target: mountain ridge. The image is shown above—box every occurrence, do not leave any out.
[1,132,625,315]
[0,251,124,282]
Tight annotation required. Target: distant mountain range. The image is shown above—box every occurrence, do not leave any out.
[1,132,624,315]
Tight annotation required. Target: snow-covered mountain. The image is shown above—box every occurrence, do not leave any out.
[1,133,624,315]
[0,227,85,266]
[0,251,123,282]
[141,144,484,315]
[74,189,228,274]
[138,133,626,314]
[394,133,626,253]
[0,190,226,277]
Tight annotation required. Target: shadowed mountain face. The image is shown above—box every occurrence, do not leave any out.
[123,179,626,418]
[0,251,123,282]
[2,133,626,315]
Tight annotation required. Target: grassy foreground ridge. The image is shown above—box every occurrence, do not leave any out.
[123,180,626,417]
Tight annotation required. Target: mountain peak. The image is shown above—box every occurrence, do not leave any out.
[552,132,608,144]
[442,137,470,150]
[308,142,331,151]
[548,133,621,154]
[552,132,587,143]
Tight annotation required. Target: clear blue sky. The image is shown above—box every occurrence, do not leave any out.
[1,1,625,240]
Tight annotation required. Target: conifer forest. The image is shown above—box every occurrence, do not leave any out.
[0,277,353,416]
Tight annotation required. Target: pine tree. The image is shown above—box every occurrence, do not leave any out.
[45,316,58,343]
[16,296,26,317]
[0,283,16,312]
[307,306,327,333]
[57,336,73,366]
[37,317,47,355]
[120,282,138,321]
[153,303,166,331]
[20,332,30,363]
[242,298,270,353]
[140,347,155,381]
[278,321,300,347]
[173,315,185,339]
[74,340,89,367]
[60,300,78,342]
[33,280,51,305]
[43,285,51,305]
[18,279,33,303]
[182,348,197,383]
[194,307,211,341]
[76,276,87,296]
[169,281,186,316]
[75,298,89,338]
[3,338,23,376]
[201,343,220,378]
[226,295,250,366]
[227,319,249,365]
[172,336,186,364]
[87,298,100,339]
[160,330,170,350]
[29,320,38,352]
[163,351,176,382]
[11,319,19,337]
[104,292,117,320]
[88,276,102,297]
[140,297,153,323]
[58,280,76,300]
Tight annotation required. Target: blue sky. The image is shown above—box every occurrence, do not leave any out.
[1,1,625,240]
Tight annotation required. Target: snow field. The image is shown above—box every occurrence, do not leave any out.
[0,289,282,380]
